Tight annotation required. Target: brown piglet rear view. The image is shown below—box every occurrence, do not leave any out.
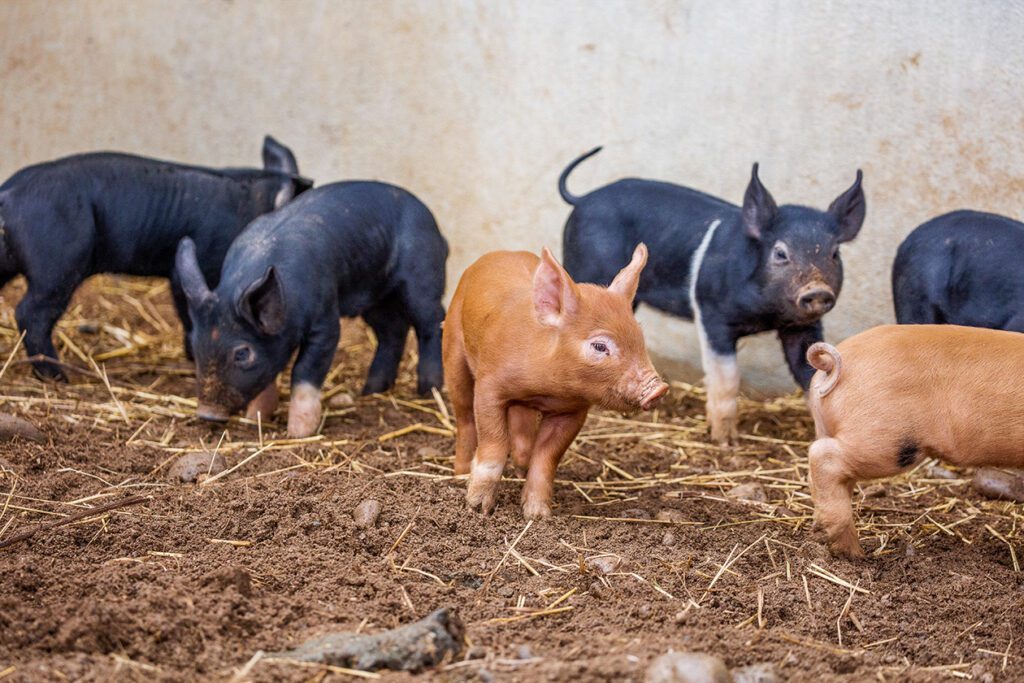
[806,324,1024,558]
[443,244,669,519]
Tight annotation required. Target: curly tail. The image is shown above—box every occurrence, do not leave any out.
[806,342,842,397]
[558,146,603,205]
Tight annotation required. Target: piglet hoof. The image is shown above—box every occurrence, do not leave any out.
[246,383,280,421]
[32,361,67,383]
[416,377,442,396]
[521,497,552,521]
[828,530,866,560]
[287,383,323,438]
[466,479,499,515]
[709,417,738,447]
[361,376,395,396]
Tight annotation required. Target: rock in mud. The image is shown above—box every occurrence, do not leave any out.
[353,499,382,528]
[646,652,731,683]
[417,446,443,460]
[271,607,464,672]
[328,392,355,408]
[972,468,1024,502]
[656,509,687,523]
[732,662,779,683]
[861,484,886,498]
[726,483,767,504]
[585,555,622,574]
[0,414,45,443]
[168,451,227,483]
[926,463,959,480]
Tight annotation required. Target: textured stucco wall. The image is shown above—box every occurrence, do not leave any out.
[2,1,1022,393]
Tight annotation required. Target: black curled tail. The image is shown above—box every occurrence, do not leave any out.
[558,146,603,205]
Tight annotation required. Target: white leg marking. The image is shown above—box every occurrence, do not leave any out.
[687,219,740,444]
[287,382,322,438]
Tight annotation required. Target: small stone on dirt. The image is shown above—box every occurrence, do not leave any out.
[972,468,1024,502]
[466,645,487,660]
[732,662,779,683]
[352,499,382,528]
[515,644,533,660]
[662,531,677,546]
[656,509,686,523]
[773,505,796,517]
[620,508,651,520]
[646,652,731,683]
[585,555,622,574]
[328,392,355,408]
[861,484,886,498]
[0,414,45,444]
[169,451,227,483]
[417,446,443,460]
[726,483,767,503]
[926,463,959,480]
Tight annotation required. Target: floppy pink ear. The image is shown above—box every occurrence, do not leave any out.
[533,247,579,327]
[608,243,648,302]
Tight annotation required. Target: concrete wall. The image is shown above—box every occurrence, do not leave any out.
[2,0,1022,393]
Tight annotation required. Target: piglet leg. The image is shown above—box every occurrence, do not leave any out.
[245,380,280,421]
[466,386,510,514]
[809,437,864,558]
[508,405,541,478]
[704,353,740,446]
[287,383,323,438]
[521,410,588,520]
[287,318,339,439]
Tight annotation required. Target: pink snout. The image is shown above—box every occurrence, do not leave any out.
[640,377,670,411]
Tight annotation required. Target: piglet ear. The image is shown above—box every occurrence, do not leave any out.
[175,238,214,310]
[533,248,580,327]
[741,163,778,241]
[262,135,299,175]
[828,169,865,243]
[608,243,648,302]
[238,266,287,335]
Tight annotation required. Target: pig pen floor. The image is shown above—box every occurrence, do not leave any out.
[0,277,1022,683]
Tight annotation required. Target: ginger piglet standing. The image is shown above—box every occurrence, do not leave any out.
[444,244,669,519]
[805,324,1024,558]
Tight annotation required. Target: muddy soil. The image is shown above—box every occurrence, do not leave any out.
[0,277,1021,682]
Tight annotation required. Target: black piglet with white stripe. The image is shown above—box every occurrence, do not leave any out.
[559,147,865,444]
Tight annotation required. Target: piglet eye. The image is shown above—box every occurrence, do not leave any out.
[591,341,609,355]
[831,246,840,260]
[233,345,255,367]
[773,246,789,263]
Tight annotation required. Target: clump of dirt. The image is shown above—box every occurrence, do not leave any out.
[0,276,1021,682]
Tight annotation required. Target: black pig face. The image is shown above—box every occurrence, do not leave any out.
[176,238,290,420]
[741,165,865,325]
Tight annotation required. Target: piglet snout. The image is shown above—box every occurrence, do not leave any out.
[797,286,835,316]
[197,403,231,423]
[639,376,669,411]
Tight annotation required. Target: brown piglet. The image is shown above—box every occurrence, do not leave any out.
[444,244,669,519]
[806,324,1024,558]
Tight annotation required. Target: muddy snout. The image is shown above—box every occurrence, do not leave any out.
[639,375,670,411]
[796,284,836,317]
[197,402,231,423]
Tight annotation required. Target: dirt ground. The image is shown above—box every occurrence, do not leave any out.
[0,276,1022,682]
